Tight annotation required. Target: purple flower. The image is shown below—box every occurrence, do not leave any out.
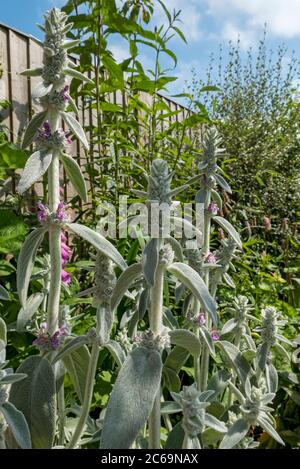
[207,202,218,215]
[211,329,220,341]
[263,216,272,232]
[56,202,67,221]
[36,122,52,144]
[205,251,217,264]
[61,229,72,284]
[37,201,49,223]
[196,312,206,326]
[33,323,68,351]
[60,85,70,102]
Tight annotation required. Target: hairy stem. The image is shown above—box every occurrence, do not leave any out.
[200,195,211,391]
[46,106,61,335]
[67,343,99,449]
[148,262,164,449]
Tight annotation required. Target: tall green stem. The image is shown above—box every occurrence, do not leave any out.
[200,195,211,391]
[148,262,164,449]
[67,343,100,448]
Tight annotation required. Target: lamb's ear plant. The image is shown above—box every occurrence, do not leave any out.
[12,8,126,449]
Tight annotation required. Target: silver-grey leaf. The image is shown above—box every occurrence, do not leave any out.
[60,153,87,202]
[66,223,127,271]
[22,110,48,149]
[104,340,126,368]
[142,238,159,286]
[100,347,162,449]
[213,216,242,249]
[10,356,56,449]
[167,262,217,325]
[110,263,143,311]
[1,402,31,449]
[219,418,249,449]
[17,150,52,194]
[61,112,88,149]
[17,292,44,331]
[32,82,53,99]
[17,228,46,307]
[169,329,201,356]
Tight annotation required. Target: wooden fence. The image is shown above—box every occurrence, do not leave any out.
[0,22,195,201]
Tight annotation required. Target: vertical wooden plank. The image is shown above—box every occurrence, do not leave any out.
[0,27,11,132]
[8,30,29,143]
[29,38,43,114]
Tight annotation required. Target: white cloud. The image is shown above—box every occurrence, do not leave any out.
[205,0,300,42]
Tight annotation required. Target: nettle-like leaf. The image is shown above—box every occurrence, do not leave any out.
[66,223,127,271]
[17,292,44,331]
[0,402,31,449]
[22,110,48,149]
[61,112,88,149]
[213,216,242,249]
[167,262,217,325]
[110,263,143,311]
[60,153,87,202]
[169,329,201,356]
[17,150,53,194]
[142,238,159,286]
[10,356,56,449]
[100,347,162,449]
[17,228,46,307]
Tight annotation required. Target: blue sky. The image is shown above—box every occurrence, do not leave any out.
[1,0,300,99]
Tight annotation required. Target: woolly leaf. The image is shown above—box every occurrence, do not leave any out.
[217,341,251,385]
[22,110,48,149]
[219,418,249,449]
[10,356,56,448]
[32,82,53,99]
[214,173,232,194]
[17,228,46,307]
[97,305,113,345]
[167,262,217,325]
[213,216,242,248]
[1,402,31,449]
[17,292,44,331]
[60,153,87,202]
[66,223,127,270]
[0,285,9,301]
[63,67,94,84]
[52,336,88,364]
[104,340,126,368]
[110,263,143,311]
[100,347,162,449]
[17,150,52,194]
[63,345,90,404]
[61,112,88,149]
[169,329,201,356]
[20,68,43,77]
[142,238,158,286]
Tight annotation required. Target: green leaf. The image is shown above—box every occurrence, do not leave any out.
[169,329,201,356]
[165,422,184,449]
[171,26,187,43]
[60,153,87,202]
[219,418,249,449]
[0,210,27,254]
[66,223,127,271]
[167,262,217,325]
[63,67,93,84]
[213,216,242,249]
[63,345,91,404]
[17,228,46,307]
[164,346,190,373]
[1,402,31,449]
[200,85,221,92]
[17,292,44,331]
[17,150,52,194]
[142,238,159,286]
[110,263,143,311]
[101,347,162,449]
[61,112,88,150]
[10,356,56,449]
[22,110,48,149]
[162,366,181,392]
